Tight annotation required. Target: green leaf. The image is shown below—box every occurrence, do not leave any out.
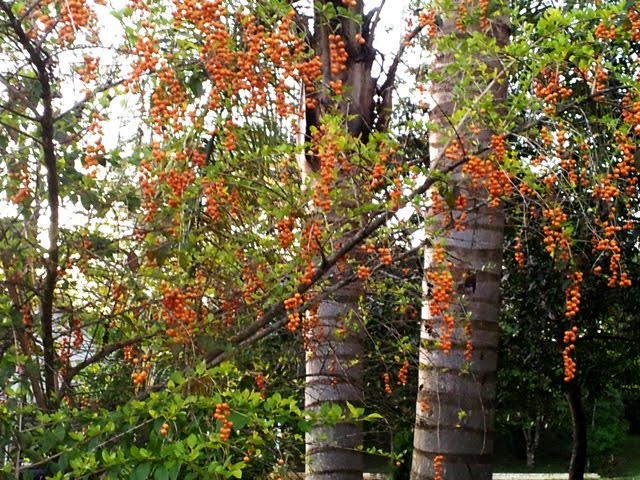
[186,433,198,449]
[154,466,169,480]
[167,462,180,480]
[130,463,151,480]
[346,402,364,419]
[365,413,384,421]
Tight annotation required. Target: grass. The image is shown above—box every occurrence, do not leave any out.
[494,434,640,479]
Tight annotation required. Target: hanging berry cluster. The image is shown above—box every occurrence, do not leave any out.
[434,455,444,480]
[284,293,303,332]
[160,283,199,342]
[397,360,409,386]
[214,402,233,442]
[255,373,267,399]
[562,327,578,382]
[131,353,152,386]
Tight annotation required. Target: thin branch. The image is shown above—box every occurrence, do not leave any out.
[2,0,60,407]
[58,334,155,401]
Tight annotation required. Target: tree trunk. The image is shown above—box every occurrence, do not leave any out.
[302,2,376,479]
[523,416,541,468]
[410,3,510,480]
[411,207,504,480]
[305,282,365,480]
[566,380,587,480]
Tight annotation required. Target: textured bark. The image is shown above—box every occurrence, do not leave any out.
[305,282,365,480]
[523,415,541,468]
[302,2,376,479]
[411,4,510,480]
[1,1,59,410]
[567,381,587,480]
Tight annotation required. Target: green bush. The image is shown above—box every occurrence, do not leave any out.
[588,388,629,470]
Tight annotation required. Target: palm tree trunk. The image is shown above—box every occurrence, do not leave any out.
[302,1,375,478]
[305,282,365,480]
[410,3,510,479]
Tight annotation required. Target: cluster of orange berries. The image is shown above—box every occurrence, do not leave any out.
[255,373,267,399]
[71,317,83,349]
[479,0,490,31]
[161,284,197,341]
[357,265,371,280]
[300,303,320,352]
[462,150,512,208]
[591,229,631,287]
[378,247,392,266]
[542,207,570,259]
[418,9,438,38]
[370,162,386,190]
[426,269,453,316]
[311,127,338,211]
[125,33,159,92]
[277,217,295,249]
[429,189,444,220]
[214,403,233,441]
[564,272,583,318]
[433,245,446,264]
[341,0,357,7]
[533,68,573,114]
[59,0,101,43]
[464,323,473,361]
[242,263,266,304]
[628,8,640,41]
[614,135,638,184]
[621,94,640,134]
[456,1,468,32]
[439,313,455,354]
[284,293,303,332]
[59,338,71,375]
[21,304,31,327]
[77,55,100,84]
[591,66,608,101]
[150,63,187,135]
[434,455,444,480]
[383,372,392,394]
[513,236,525,269]
[83,137,104,177]
[202,178,227,222]
[220,297,239,327]
[158,167,195,208]
[420,397,430,413]
[594,21,617,40]
[131,353,152,386]
[453,194,468,231]
[360,242,376,254]
[123,345,135,363]
[159,422,170,437]
[28,7,56,38]
[328,34,348,94]
[301,258,316,286]
[563,326,579,382]
[397,360,409,386]
[9,165,31,204]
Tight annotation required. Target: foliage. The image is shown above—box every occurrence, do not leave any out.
[587,389,630,470]
[1,0,640,477]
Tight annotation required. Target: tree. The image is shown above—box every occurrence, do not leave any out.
[0,0,426,476]
[2,0,639,479]
[410,2,509,479]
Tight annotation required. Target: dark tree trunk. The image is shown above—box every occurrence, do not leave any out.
[566,380,587,480]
